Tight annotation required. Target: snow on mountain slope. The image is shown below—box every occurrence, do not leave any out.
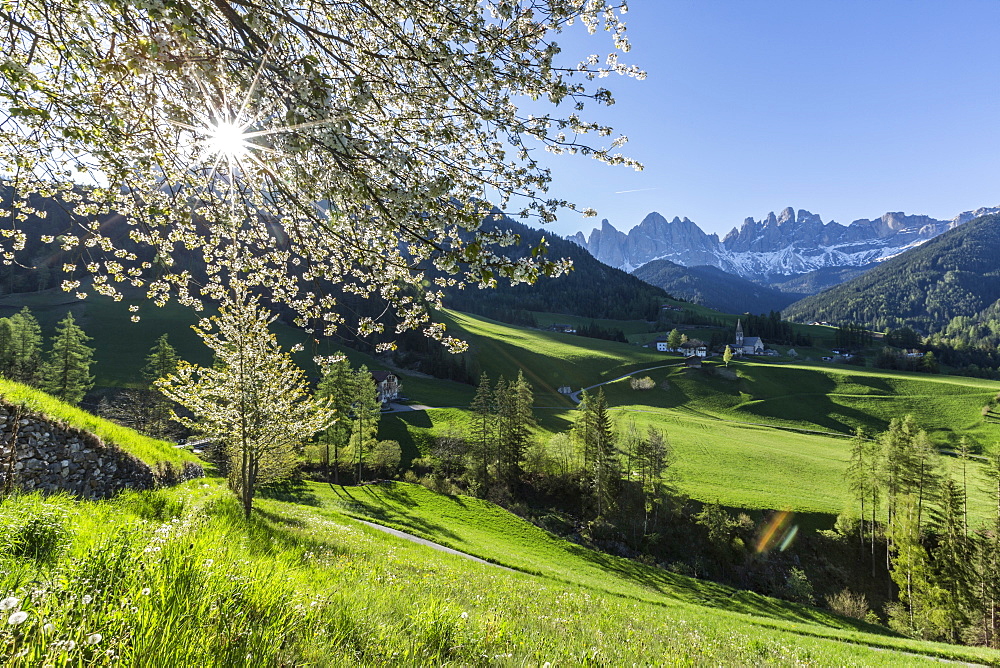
[569,206,1000,279]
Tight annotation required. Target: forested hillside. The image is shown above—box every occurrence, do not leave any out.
[442,216,674,323]
[633,259,796,314]
[784,214,1000,333]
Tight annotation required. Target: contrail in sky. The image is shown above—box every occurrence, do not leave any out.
[614,187,660,194]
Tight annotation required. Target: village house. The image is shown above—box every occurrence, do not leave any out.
[655,337,670,352]
[679,341,708,358]
[371,371,402,405]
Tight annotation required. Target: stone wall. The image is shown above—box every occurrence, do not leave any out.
[0,404,203,499]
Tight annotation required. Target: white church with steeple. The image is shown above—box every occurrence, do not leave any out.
[733,319,765,355]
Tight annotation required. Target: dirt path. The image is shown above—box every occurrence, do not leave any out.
[353,518,516,572]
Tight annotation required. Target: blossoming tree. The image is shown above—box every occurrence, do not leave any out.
[0,1,642,348]
[156,293,336,517]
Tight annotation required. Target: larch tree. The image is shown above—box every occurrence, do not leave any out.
[39,311,94,404]
[1,2,642,348]
[0,318,14,378]
[667,329,682,351]
[315,358,357,484]
[9,307,43,385]
[350,365,381,484]
[142,333,181,437]
[156,293,336,518]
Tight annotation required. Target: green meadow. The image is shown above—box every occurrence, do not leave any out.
[3,480,999,666]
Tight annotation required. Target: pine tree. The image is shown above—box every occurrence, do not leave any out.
[39,312,94,404]
[929,477,971,643]
[588,388,618,518]
[142,333,180,437]
[499,370,536,488]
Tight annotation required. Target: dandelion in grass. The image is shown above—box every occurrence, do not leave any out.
[203,559,214,568]
[43,623,55,633]
[86,633,102,645]
[0,596,19,611]
[81,595,93,605]
[7,610,28,625]
[141,588,151,596]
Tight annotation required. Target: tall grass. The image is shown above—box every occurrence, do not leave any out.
[0,378,197,468]
[2,483,998,666]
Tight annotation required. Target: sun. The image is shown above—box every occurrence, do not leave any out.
[205,119,251,160]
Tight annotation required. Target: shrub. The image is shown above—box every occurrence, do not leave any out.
[782,567,815,605]
[629,376,655,390]
[827,588,869,620]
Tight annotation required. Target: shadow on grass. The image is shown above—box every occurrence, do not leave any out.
[208,496,346,558]
[257,479,322,507]
[379,413,431,466]
[566,543,900,638]
[324,482,463,544]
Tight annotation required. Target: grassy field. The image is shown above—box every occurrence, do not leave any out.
[440,309,665,405]
[2,480,998,665]
[0,377,198,469]
[598,360,1000,448]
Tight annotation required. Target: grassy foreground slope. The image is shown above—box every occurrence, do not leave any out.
[0,377,198,469]
[3,481,999,666]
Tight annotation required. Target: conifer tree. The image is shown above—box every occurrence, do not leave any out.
[9,307,42,385]
[351,365,381,483]
[468,372,495,491]
[39,312,94,405]
[587,388,618,518]
[141,333,180,437]
[846,426,871,549]
[0,318,14,378]
[499,370,536,488]
[315,359,356,484]
[929,477,971,643]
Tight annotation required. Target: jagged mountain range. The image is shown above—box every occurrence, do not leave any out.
[568,205,1000,278]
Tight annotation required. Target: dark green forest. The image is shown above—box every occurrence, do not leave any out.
[442,217,673,323]
[633,259,797,315]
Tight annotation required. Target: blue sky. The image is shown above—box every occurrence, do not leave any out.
[534,1,1000,239]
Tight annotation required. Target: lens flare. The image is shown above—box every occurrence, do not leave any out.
[755,509,798,554]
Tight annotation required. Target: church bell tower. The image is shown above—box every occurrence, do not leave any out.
[735,319,744,347]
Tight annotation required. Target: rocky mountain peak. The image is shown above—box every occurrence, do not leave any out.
[571,203,999,279]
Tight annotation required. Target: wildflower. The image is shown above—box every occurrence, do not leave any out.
[460,611,468,619]
[43,623,55,633]
[8,610,28,625]
[86,633,102,645]
[203,559,215,567]
[0,596,19,611]
[81,595,93,605]
[141,588,151,596]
